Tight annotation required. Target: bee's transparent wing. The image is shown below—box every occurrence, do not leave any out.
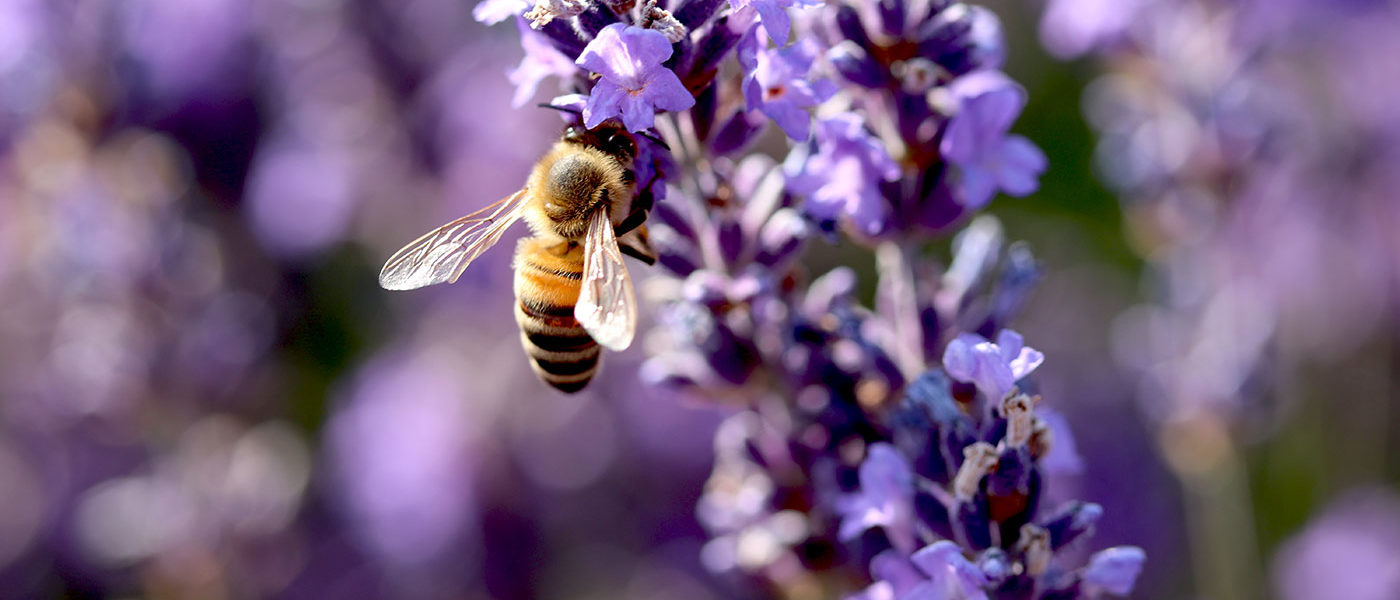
[576,208,637,351]
[379,189,528,290]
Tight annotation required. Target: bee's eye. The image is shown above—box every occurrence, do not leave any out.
[606,134,636,159]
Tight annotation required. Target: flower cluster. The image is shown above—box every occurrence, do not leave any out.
[466,0,1141,594]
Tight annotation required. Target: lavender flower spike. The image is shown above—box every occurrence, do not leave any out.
[577,24,697,132]
[940,71,1047,209]
[942,329,1043,401]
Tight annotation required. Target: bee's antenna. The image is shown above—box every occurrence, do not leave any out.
[636,130,671,150]
[536,103,583,116]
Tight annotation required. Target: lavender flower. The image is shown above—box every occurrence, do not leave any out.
[741,37,835,141]
[942,329,1045,401]
[576,23,696,131]
[941,72,1048,209]
[785,114,901,236]
[851,542,989,600]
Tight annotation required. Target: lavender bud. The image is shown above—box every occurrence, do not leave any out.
[1039,501,1103,551]
[986,444,1030,498]
[690,83,719,143]
[915,3,973,69]
[683,270,731,307]
[711,109,767,156]
[572,1,621,37]
[830,41,888,89]
[834,5,875,52]
[986,241,1041,332]
[525,0,591,29]
[756,208,809,271]
[652,224,700,276]
[680,17,743,85]
[714,216,747,264]
[652,199,698,241]
[672,0,725,29]
[537,17,588,56]
[953,493,993,550]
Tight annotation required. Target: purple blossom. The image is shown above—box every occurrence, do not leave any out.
[508,17,577,107]
[740,36,835,141]
[473,0,532,25]
[851,542,992,600]
[729,0,821,45]
[1082,546,1147,596]
[576,24,696,132]
[942,329,1044,401]
[940,71,1047,209]
[838,443,917,552]
[785,114,901,236]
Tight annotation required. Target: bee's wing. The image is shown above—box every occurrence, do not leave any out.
[379,188,529,290]
[576,208,637,351]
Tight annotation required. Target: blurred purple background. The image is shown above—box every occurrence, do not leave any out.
[0,0,1394,598]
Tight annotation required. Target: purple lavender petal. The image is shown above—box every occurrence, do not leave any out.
[1082,546,1146,596]
[869,550,930,598]
[753,0,792,44]
[583,81,628,128]
[838,443,917,552]
[994,135,1048,197]
[911,540,990,599]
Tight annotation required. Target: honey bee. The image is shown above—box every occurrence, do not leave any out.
[379,121,656,393]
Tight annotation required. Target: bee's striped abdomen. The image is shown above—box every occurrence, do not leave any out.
[513,239,600,393]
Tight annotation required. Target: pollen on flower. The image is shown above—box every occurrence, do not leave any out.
[642,0,688,43]
[1001,393,1034,448]
[523,0,589,28]
[1017,524,1052,576]
[954,441,998,501]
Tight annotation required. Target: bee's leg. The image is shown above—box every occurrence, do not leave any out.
[617,225,656,266]
[613,206,650,238]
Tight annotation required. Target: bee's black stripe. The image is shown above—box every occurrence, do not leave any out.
[519,297,575,319]
[533,353,599,376]
[547,378,590,393]
[526,330,595,353]
[524,260,583,280]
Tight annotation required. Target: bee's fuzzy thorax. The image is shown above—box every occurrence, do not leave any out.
[523,143,632,242]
